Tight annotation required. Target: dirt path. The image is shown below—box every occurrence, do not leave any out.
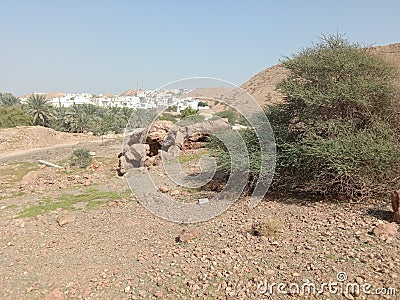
[0,139,122,164]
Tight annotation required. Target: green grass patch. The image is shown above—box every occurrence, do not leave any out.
[1,162,38,184]
[1,190,26,201]
[11,191,26,198]
[86,199,105,210]
[6,204,18,209]
[176,149,211,164]
[18,188,122,218]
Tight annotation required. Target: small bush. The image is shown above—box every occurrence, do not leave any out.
[198,101,208,107]
[251,219,283,237]
[180,107,198,118]
[215,110,238,124]
[70,148,92,168]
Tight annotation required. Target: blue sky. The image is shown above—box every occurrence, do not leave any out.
[1,1,400,96]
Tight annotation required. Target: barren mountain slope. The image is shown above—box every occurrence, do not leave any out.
[241,43,400,107]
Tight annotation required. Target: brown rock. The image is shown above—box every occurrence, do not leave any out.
[372,223,399,237]
[44,288,66,300]
[125,143,150,167]
[20,170,41,188]
[56,213,75,227]
[176,227,202,243]
[159,186,169,193]
[170,189,180,196]
[394,212,400,223]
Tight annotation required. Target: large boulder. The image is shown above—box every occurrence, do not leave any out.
[184,119,231,138]
[125,144,150,167]
[147,120,174,141]
[126,128,146,146]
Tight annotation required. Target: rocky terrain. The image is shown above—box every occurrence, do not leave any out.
[0,126,399,299]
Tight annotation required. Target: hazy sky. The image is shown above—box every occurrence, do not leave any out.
[1,1,400,96]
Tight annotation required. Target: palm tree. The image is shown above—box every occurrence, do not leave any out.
[0,92,20,106]
[65,104,92,133]
[119,107,134,123]
[26,94,56,127]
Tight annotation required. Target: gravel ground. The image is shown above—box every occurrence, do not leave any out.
[0,139,399,300]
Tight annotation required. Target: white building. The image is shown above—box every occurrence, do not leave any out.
[176,97,199,112]
[52,93,94,107]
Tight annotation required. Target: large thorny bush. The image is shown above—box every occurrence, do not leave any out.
[211,34,400,200]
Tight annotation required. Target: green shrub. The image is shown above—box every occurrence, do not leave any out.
[0,106,32,127]
[70,148,92,168]
[179,107,198,118]
[166,105,178,112]
[215,110,238,124]
[198,101,208,107]
[269,34,400,199]
[208,34,400,200]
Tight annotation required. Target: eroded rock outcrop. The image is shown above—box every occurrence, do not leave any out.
[121,119,231,170]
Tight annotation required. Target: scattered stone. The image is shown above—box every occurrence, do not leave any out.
[56,213,75,227]
[154,291,164,298]
[170,189,180,196]
[266,269,275,276]
[44,288,66,300]
[176,228,202,243]
[355,277,364,285]
[198,198,209,205]
[372,223,398,237]
[159,186,169,193]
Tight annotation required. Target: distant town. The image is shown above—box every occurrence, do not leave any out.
[20,89,208,112]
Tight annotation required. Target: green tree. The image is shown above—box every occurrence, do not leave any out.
[180,107,198,118]
[268,34,400,199]
[0,93,20,106]
[26,94,56,127]
[198,101,208,107]
[0,106,32,127]
[166,105,178,112]
[64,104,92,133]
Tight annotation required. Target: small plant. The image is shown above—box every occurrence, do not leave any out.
[158,113,178,123]
[179,107,198,118]
[70,148,92,168]
[251,219,283,237]
[198,101,208,107]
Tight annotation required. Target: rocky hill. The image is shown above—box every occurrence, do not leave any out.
[241,43,400,106]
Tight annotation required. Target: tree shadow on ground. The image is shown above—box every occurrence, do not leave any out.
[365,208,393,222]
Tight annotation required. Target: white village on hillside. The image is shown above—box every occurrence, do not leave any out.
[21,89,208,112]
